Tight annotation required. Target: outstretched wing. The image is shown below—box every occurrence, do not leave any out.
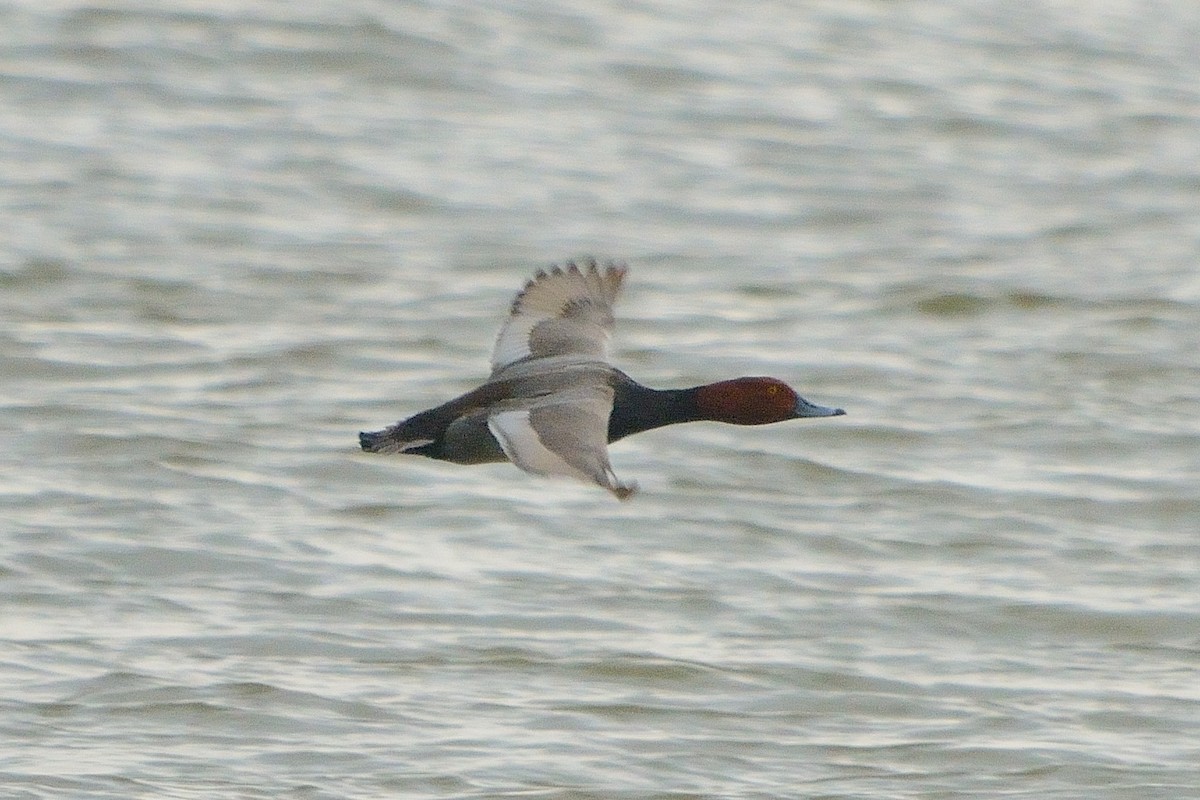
[490,260,627,374]
[486,382,636,500]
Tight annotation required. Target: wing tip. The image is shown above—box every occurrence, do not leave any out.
[510,258,628,314]
[610,481,638,501]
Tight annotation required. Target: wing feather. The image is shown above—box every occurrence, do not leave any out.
[486,382,635,499]
[490,260,626,373]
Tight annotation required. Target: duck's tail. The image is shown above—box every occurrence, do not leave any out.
[358,426,434,455]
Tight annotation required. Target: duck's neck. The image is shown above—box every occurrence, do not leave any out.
[608,374,704,442]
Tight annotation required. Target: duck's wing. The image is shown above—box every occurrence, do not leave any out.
[487,381,636,500]
[490,260,627,374]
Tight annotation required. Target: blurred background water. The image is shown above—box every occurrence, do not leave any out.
[3,1,1199,798]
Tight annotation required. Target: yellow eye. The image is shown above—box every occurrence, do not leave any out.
[766,385,779,395]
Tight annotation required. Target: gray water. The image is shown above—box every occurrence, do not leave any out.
[3,2,1199,798]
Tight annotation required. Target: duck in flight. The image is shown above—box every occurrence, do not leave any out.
[359,261,844,498]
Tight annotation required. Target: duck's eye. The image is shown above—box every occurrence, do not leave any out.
[766,385,779,396]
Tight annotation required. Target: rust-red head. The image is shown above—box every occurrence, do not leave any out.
[693,377,845,425]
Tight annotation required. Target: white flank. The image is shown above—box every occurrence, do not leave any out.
[487,409,588,481]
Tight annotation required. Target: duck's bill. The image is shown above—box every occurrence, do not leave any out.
[793,397,845,418]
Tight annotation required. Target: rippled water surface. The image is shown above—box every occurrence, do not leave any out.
[4,1,1199,798]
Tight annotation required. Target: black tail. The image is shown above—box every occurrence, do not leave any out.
[358,425,435,455]
[359,430,386,452]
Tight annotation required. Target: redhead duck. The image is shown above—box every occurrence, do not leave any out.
[360,261,844,499]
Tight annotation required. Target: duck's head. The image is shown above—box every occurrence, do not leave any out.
[694,377,845,425]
